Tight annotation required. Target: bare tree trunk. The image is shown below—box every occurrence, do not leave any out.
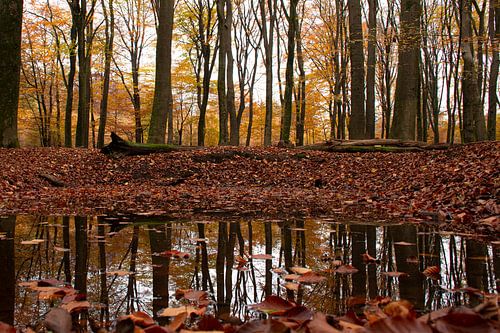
[347,0,365,139]
[488,0,499,140]
[365,0,377,139]
[391,0,421,140]
[97,0,114,148]
[461,0,486,142]
[0,0,23,147]
[280,0,299,144]
[149,0,174,144]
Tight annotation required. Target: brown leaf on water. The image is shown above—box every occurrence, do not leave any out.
[44,308,72,333]
[296,271,327,284]
[363,317,433,333]
[383,300,415,319]
[167,312,187,331]
[236,319,290,333]
[250,254,274,260]
[394,241,415,246]
[284,282,300,291]
[60,300,91,313]
[306,313,342,333]
[248,296,295,315]
[289,266,312,274]
[422,266,440,280]
[434,307,497,333]
[362,252,379,264]
[382,271,409,278]
[335,264,359,274]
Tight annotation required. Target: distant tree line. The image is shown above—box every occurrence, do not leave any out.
[0,0,498,148]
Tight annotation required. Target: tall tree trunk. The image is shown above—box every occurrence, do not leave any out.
[148,0,174,144]
[280,0,299,144]
[347,0,365,139]
[461,0,486,142]
[295,16,306,146]
[0,0,23,147]
[97,0,114,148]
[75,0,91,147]
[391,0,421,140]
[261,0,276,146]
[217,0,229,145]
[365,0,377,139]
[65,2,78,148]
[488,0,499,140]
[226,0,238,145]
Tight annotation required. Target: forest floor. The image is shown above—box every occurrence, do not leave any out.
[0,142,498,238]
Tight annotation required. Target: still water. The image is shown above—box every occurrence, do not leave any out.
[0,216,498,328]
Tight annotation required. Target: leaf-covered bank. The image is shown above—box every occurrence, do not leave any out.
[0,142,498,236]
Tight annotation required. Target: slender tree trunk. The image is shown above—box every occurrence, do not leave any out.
[149,0,175,144]
[280,0,299,144]
[461,0,486,142]
[0,0,23,147]
[217,0,229,145]
[97,0,114,148]
[261,0,276,146]
[226,0,238,145]
[488,0,499,140]
[366,0,377,139]
[295,18,306,146]
[348,0,365,139]
[65,2,78,147]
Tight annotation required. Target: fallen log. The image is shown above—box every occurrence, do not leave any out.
[302,139,449,152]
[101,132,198,156]
[39,173,67,187]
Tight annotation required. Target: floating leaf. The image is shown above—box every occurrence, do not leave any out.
[335,265,359,274]
[394,241,415,246]
[21,239,45,245]
[382,271,409,278]
[296,272,327,284]
[423,266,440,279]
[250,254,274,260]
[159,306,201,317]
[284,282,300,291]
[60,300,90,313]
[107,270,134,276]
[362,252,379,264]
[248,296,295,315]
[290,266,312,274]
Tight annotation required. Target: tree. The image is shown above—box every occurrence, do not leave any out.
[178,0,217,146]
[0,0,23,147]
[487,0,499,140]
[257,0,277,146]
[280,0,299,144]
[365,0,377,139]
[97,0,115,148]
[347,0,365,139]
[149,0,175,144]
[460,0,486,142]
[114,0,153,144]
[390,0,421,140]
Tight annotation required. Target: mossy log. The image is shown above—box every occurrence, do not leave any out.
[302,139,449,152]
[101,133,198,156]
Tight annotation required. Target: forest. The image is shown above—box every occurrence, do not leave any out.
[0,0,498,147]
[0,0,499,332]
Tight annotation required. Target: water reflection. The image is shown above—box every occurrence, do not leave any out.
[2,216,498,328]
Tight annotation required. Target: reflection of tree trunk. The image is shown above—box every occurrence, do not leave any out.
[419,227,441,309]
[390,224,423,311]
[465,240,488,305]
[0,217,15,325]
[74,216,88,327]
[127,226,140,312]
[224,223,237,313]
[264,222,272,296]
[149,224,171,325]
[366,226,377,299]
[98,223,109,323]
[351,225,367,300]
[282,221,294,300]
[74,217,88,293]
[63,216,72,283]
[216,222,228,314]
[197,223,213,293]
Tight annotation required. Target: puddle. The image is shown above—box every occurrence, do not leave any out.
[0,216,498,327]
